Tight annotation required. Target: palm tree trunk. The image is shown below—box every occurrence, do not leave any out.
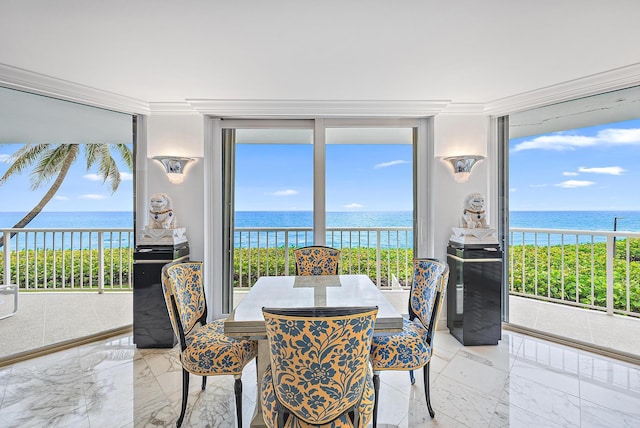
[0,147,78,249]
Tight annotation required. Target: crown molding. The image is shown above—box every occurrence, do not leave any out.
[0,63,150,115]
[440,103,485,115]
[485,62,640,116]
[149,102,200,115]
[185,99,452,117]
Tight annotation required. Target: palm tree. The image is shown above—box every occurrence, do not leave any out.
[0,143,133,248]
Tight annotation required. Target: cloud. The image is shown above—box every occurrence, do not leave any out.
[554,180,595,188]
[80,194,108,200]
[54,195,69,201]
[84,172,133,181]
[0,154,11,163]
[562,171,579,176]
[529,184,547,188]
[343,203,364,208]
[374,160,409,169]
[83,173,103,181]
[513,128,640,152]
[597,128,640,143]
[578,166,625,175]
[509,188,517,192]
[270,189,298,196]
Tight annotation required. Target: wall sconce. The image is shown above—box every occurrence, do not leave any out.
[443,155,485,183]
[153,156,194,184]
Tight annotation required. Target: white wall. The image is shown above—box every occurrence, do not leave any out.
[146,114,206,261]
[433,114,491,259]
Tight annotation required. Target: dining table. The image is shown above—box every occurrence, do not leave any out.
[223,274,404,428]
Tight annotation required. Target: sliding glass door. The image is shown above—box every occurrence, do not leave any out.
[221,119,419,309]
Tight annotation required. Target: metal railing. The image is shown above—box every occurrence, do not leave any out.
[509,228,640,317]
[233,227,413,289]
[1,228,133,292]
[1,225,637,320]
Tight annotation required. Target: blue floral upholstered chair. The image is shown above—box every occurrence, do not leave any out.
[161,262,258,427]
[294,246,341,276]
[369,258,449,426]
[260,306,379,428]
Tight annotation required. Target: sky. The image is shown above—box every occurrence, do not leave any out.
[1,117,639,213]
[234,143,413,212]
[509,118,640,211]
[0,144,134,212]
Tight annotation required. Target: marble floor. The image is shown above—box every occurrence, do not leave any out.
[1,329,639,428]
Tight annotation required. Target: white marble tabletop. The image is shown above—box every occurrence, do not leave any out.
[224,274,403,338]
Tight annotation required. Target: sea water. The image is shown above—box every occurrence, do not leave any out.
[1,210,639,250]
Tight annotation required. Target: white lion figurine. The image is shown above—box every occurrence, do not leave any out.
[147,192,177,229]
[460,193,488,229]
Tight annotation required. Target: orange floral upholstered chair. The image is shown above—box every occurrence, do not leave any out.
[369,258,449,426]
[260,306,378,428]
[161,262,258,428]
[294,246,341,276]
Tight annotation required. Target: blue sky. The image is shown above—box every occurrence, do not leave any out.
[234,143,413,211]
[0,144,133,212]
[2,117,639,213]
[509,118,640,211]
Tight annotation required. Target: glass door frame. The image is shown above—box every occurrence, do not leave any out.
[205,117,433,319]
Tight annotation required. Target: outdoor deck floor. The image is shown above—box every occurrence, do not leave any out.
[0,292,638,362]
[0,292,132,360]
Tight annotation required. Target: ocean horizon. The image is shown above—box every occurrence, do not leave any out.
[1,210,640,232]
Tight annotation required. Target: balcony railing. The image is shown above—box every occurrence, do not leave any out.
[1,225,638,319]
[234,227,413,288]
[509,228,640,317]
[1,228,133,292]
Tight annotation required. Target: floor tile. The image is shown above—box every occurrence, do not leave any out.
[1,330,640,427]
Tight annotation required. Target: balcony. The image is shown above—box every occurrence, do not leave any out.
[0,226,638,363]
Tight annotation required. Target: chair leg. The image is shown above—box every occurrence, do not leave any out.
[234,376,243,428]
[409,369,415,385]
[372,371,380,428]
[177,369,190,427]
[202,375,207,390]
[423,362,434,418]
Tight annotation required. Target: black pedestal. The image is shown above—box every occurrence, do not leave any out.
[133,243,189,348]
[446,241,502,346]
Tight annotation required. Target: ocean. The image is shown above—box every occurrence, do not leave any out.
[1,210,639,232]
[1,211,639,250]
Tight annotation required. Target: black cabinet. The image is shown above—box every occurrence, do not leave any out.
[133,243,189,348]
[446,242,502,345]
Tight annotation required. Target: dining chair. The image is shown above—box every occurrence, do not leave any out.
[369,258,449,426]
[294,245,341,275]
[161,261,258,428]
[260,306,379,428]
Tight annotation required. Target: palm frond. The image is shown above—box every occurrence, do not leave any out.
[112,144,134,169]
[85,144,128,193]
[31,145,78,190]
[0,144,52,186]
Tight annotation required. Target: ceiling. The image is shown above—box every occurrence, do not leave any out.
[2,0,640,108]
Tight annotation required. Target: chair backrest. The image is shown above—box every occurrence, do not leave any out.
[409,258,449,335]
[294,245,341,275]
[161,262,207,343]
[262,306,378,426]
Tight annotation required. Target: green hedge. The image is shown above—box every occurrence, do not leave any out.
[233,247,414,288]
[2,238,638,315]
[0,248,133,290]
[510,238,640,313]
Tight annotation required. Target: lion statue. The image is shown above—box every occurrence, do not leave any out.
[147,192,177,229]
[460,193,488,229]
